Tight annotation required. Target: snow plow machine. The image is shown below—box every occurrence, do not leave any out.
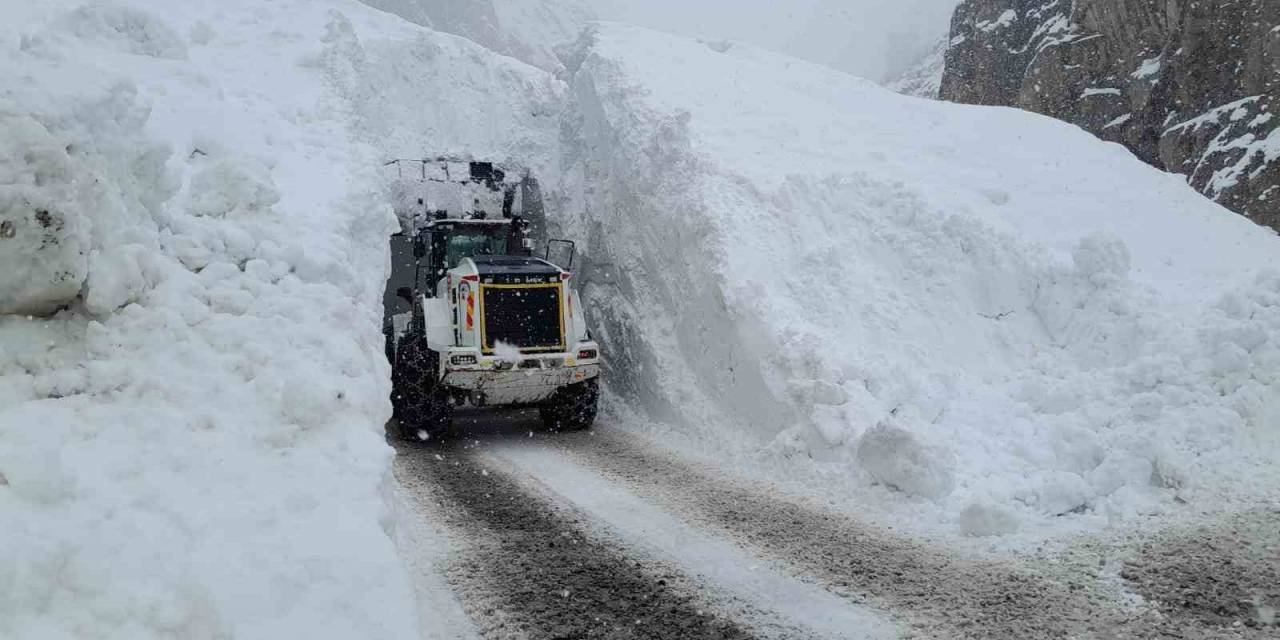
[382,158,600,440]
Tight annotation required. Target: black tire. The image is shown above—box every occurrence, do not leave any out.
[390,334,453,441]
[540,378,599,432]
[383,326,395,369]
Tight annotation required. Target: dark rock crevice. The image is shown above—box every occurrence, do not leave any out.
[941,0,1280,231]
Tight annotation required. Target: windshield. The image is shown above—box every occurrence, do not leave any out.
[441,225,509,268]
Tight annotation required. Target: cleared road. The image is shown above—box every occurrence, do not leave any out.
[392,411,1279,639]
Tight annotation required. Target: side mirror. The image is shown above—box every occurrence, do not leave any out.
[396,287,414,303]
[545,238,575,269]
[412,236,427,258]
[522,237,535,250]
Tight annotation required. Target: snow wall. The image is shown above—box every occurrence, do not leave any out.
[0,2,422,638]
[0,0,577,635]
[357,0,594,72]
[556,24,1280,532]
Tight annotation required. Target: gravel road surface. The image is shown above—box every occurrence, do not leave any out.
[393,413,1279,640]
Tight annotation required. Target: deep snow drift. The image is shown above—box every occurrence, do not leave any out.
[558,24,1280,538]
[0,1,422,638]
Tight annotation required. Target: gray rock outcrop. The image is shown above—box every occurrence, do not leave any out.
[941,0,1280,231]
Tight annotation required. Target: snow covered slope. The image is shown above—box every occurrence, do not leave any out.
[0,2,421,638]
[560,24,1280,535]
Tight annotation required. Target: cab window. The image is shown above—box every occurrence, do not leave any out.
[442,227,508,268]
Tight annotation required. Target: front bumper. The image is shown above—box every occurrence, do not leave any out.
[441,346,600,406]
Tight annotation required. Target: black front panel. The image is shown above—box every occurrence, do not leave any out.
[482,285,563,352]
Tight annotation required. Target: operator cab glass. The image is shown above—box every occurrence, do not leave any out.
[442,225,509,268]
[423,221,518,292]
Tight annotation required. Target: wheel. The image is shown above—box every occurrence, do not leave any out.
[390,334,453,441]
[540,378,599,432]
[383,326,395,369]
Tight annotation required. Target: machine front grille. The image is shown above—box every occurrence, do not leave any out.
[481,284,564,352]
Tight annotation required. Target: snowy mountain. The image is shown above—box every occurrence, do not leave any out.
[2,0,1278,637]
[941,0,1280,231]
[886,34,948,99]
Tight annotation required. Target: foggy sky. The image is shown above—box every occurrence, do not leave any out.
[586,0,959,83]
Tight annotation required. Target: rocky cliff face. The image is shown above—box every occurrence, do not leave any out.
[940,0,1280,231]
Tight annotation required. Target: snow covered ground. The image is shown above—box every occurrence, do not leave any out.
[557,23,1280,541]
[0,1,421,638]
[3,0,1278,636]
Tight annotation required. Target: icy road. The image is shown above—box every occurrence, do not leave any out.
[391,416,1278,640]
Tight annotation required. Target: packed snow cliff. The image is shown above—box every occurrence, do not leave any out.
[0,1,424,638]
[558,23,1280,537]
[0,0,578,636]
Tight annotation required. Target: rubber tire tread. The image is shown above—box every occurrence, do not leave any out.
[540,378,599,432]
[391,335,452,440]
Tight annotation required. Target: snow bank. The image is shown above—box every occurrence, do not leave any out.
[559,24,1280,536]
[320,8,563,177]
[0,1,418,637]
[0,107,92,315]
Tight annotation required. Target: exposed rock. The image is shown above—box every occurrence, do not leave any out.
[941,0,1280,231]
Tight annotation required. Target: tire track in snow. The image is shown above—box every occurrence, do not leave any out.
[534,429,1172,640]
[390,477,483,640]
[481,443,902,640]
[392,435,760,640]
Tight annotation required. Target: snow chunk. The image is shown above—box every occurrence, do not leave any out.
[1023,471,1092,515]
[58,4,188,60]
[188,156,281,218]
[1072,232,1130,286]
[0,106,91,316]
[84,243,150,314]
[958,501,1020,537]
[1089,452,1154,497]
[493,340,524,363]
[856,423,956,500]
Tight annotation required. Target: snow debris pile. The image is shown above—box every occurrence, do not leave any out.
[0,106,94,315]
[0,1,418,638]
[559,24,1280,536]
